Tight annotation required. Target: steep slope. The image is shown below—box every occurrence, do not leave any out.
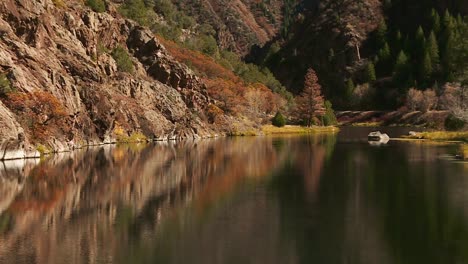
[0,0,220,159]
[173,0,294,55]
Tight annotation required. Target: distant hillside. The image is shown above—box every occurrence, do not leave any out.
[251,0,467,110]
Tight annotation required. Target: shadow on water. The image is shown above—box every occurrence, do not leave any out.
[0,129,467,264]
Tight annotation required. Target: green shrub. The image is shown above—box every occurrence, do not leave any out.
[0,73,13,97]
[119,0,152,26]
[445,114,466,131]
[111,46,134,73]
[323,100,338,126]
[272,112,286,127]
[85,0,106,13]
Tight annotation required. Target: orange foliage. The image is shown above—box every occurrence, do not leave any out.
[204,78,246,114]
[5,91,69,142]
[157,36,285,121]
[157,37,240,81]
[206,104,224,124]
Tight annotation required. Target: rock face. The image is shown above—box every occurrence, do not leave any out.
[0,0,220,159]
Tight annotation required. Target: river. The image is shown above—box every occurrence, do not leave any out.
[0,127,466,264]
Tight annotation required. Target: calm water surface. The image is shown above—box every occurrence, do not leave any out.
[0,127,467,264]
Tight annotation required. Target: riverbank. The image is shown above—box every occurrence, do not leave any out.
[336,110,451,129]
[402,131,468,160]
[404,131,468,142]
[262,125,339,135]
[229,125,339,137]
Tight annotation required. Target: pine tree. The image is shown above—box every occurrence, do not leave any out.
[441,10,456,81]
[419,51,432,84]
[430,9,441,34]
[452,20,468,84]
[295,68,326,126]
[365,62,377,82]
[414,26,426,61]
[394,50,411,89]
[377,42,392,74]
[393,30,403,55]
[427,30,440,66]
[376,20,388,48]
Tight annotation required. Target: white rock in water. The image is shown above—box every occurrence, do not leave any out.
[368,131,390,144]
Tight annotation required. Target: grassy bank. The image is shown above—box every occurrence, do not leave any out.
[229,125,339,136]
[349,122,384,127]
[460,144,468,160]
[262,125,339,135]
[405,131,468,142]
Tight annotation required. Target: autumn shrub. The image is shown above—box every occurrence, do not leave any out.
[440,83,468,123]
[406,88,423,111]
[5,91,68,142]
[158,37,239,81]
[85,0,106,12]
[406,88,438,112]
[113,122,147,143]
[351,83,375,109]
[52,0,65,8]
[111,46,134,73]
[272,112,286,127]
[420,89,438,112]
[205,78,245,113]
[0,73,13,97]
[206,104,224,124]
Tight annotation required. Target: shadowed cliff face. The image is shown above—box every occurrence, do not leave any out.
[0,0,221,159]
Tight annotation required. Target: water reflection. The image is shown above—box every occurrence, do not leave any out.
[0,131,466,264]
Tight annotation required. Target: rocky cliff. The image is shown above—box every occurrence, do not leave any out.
[0,0,222,160]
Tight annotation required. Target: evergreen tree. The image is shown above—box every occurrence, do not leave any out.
[427,30,440,66]
[430,9,441,34]
[377,42,392,74]
[419,51,433,84]
[272,112,286,127]
[323,101,337,126]
[376,20,388,48]
[393,50,411,89]
[452,20,468,84]
[441,10,456,81]
[414,26,426,61]
[393,30,403,55]
[365,62,377,82]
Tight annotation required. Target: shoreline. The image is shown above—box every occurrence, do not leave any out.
[229,125,340,137]
[2,126,466,162]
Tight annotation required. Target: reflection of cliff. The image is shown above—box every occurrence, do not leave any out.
[0,137,289,264]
